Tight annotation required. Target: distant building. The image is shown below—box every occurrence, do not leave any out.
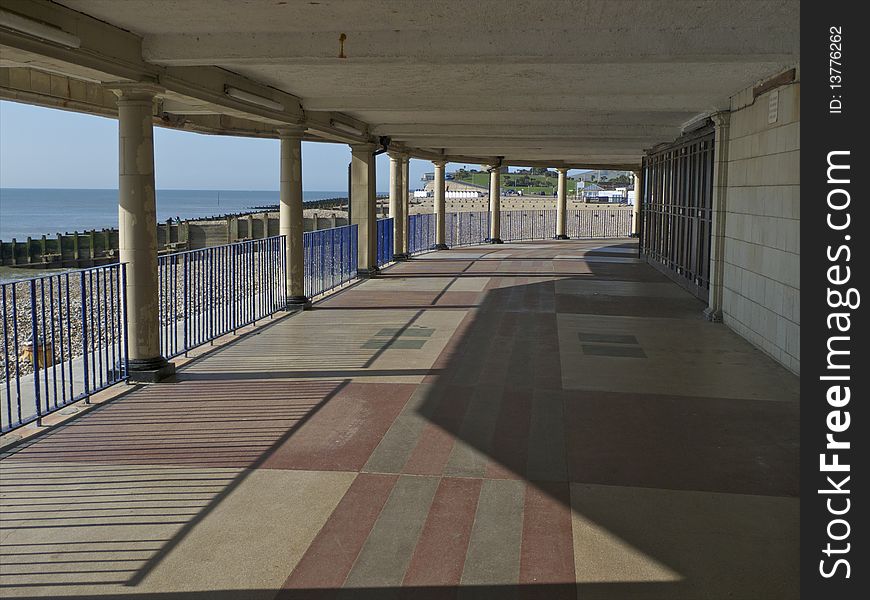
[421,171,455,182]
[578,183,629,203]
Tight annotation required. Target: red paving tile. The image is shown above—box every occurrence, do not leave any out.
[402,387,473,476]
[519,481,575,597]
[484,388,532,480]
[402,477,483,587]
[262,382,417,472]
[283,473,398,589]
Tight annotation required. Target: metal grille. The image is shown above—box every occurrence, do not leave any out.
[640,128,715,299]
[501,210,557,241]
[444,211,490,247]
[376,218,394,267]
[2,264,128,432]
[408,213,436,255]
[159,236,287,358]
[304,224,358,298]
[566,209,632,238]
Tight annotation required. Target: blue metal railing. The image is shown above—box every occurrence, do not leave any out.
[304,224,358,298]
[501,209,558,242]
[407,213,436,255]
[376,218,394,267]
[158,236,286,358]
[445,211,490,247]
[1,264,128,432]
[567,209,632,238]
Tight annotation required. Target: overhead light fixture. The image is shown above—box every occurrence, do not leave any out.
[224,86,284,112]
[0,9,81,48]
[330,120,366,136]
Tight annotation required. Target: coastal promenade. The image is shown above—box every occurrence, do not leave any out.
[0,239,799,599]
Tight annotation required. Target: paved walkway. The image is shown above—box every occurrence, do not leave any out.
[0,240,799,599]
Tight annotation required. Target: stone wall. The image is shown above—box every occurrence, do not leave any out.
[721,76,800,373]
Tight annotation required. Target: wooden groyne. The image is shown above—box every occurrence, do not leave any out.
[0,208,351,269]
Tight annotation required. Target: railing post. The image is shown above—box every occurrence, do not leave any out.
[79,272,89,405]
[28,279,42,421]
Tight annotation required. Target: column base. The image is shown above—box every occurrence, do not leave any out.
[357,267,380,278]
[393,253,410,261]
[554,234,570,240]
[703,307,723,322]
[127,356,176,383]
[287,295,312,310]
[485,238,504,244]
[433,243,450,250]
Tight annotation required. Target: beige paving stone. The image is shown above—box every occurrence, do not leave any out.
[0,462,353,597]
[570,483,798,599]
[557,313,799,401]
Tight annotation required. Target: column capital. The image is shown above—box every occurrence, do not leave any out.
[387,150,407,161]
[106,81,164,102]
[276,124,306,139]
[711,110,731,129]
[350,142,378,154]
[432,159,449,168]
[556,167,569,175]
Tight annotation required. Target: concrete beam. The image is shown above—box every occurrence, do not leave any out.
[374,123,680,140]
[142,28,798,67]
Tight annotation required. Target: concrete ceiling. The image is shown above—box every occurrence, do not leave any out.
[16,0,800,167]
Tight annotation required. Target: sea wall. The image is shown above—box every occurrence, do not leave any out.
[0,210,349,269]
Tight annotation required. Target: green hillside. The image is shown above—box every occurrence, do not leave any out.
[453,169,632,195]
[455,172,576,195]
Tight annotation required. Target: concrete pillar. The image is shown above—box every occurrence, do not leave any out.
[433,160,449,249]
[388,152,408,260]
[278,126,309,308]
[631,170,642,237]
[555,167,569,239]
[487,166,503,243]
[114,85,173,381]
[351,143,379,276]
[402,156,410,255]
[704,111,731,322]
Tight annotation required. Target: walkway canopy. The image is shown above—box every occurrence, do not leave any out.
[1,0,799,169]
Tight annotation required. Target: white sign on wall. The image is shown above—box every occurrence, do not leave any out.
[768,89,779,124]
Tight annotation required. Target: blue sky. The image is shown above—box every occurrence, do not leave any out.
[1,101,583,192]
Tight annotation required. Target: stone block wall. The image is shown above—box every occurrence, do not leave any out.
[721,76,800,373]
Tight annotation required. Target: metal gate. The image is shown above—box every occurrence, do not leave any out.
[640,126,715,300]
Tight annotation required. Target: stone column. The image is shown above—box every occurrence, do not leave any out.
[114,85,173,381]
[402,156,410,255]
[704,111,731,322]
[487,166,503,243]
[351,143,379,276]
[388,152,408,260]
[555,167,569,239]
[631,169,643,237]
[278,126,309,308]
[433,160,449,249]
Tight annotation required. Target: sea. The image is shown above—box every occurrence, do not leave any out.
[0,188,348,241]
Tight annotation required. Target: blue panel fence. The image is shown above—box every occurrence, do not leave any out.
[407,213,436,255]
[376,217,394,267]
[304,224,358,298]
[158,236,286,358]
[1,264,128,432]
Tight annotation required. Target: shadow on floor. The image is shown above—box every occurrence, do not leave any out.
[0,241,799,599]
